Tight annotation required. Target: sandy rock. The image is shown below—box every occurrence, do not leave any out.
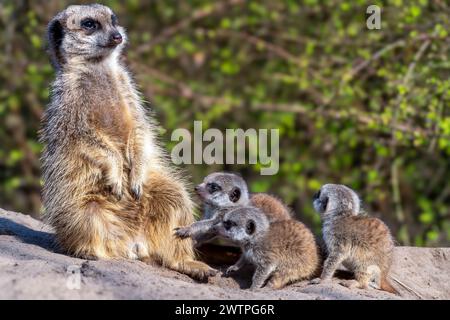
[0,208,449,300]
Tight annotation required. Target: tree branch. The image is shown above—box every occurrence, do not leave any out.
[136,0,245,54]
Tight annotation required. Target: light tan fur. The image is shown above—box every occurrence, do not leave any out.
[312,184,397,294]
[215,207,321,289]
[175,172,291,244]
[250,193,292,222]
[40,4,214,279]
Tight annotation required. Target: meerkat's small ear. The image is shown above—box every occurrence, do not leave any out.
[229,187,241,203]
[47,16,65,70]
[245,220,256,235]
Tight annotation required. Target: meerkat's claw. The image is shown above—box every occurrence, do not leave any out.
[225,265,239,276]
[131,184,142,200]
[174,226,191,239]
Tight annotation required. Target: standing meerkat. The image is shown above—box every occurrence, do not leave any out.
[174,172,292,243]
[40,4,214,279]
[213,206,320,289]
[311,184,397,294]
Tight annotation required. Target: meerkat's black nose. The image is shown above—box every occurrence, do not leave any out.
[109,31,122,45]
[194,186,199,192]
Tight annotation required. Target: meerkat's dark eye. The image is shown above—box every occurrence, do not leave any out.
[321,197,329,211]
[111,14,118,26]
[229,187,241,203]
[223,220,237,230]
[206,182,221,194]
[246,220,256,235]
[223,220,232,230]
[81,18,99,31]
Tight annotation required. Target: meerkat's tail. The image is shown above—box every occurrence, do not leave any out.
[380,276,398,295]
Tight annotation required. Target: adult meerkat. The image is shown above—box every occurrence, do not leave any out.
[213,206,320,289]
[174,172,292,242]
[40,4,214,279]
[311,184,397,294]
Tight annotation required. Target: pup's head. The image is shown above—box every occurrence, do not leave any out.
[195,172,250,208]
[47,4,126,69]
[313,184,361,218]
[213,206,269,245]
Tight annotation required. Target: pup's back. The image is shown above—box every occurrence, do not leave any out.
[257,219,321,288]
[250,193,292,222]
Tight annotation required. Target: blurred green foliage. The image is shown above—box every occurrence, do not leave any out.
[0,0,448,246]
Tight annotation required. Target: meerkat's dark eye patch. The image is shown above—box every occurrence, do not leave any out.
[321,196,329,212]
[111,14,118,26]
[223,219,238,231]
[246,220,256,235]
[229,187,241,203]
[206,182,221,194]
[313,190,321,200]
[81,18,100,31]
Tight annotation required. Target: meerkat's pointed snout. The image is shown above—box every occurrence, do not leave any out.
[109,31,122,46]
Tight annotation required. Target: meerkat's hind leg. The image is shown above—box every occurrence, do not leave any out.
[266,271,291,289]
[127,238,150,260]
[268,267,313,289]
[250,264,276,290]
[367,264,382,289]
[311,251,347,284]
[352,266,373,290]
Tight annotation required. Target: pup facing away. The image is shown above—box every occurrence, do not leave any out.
[213,206,320,289]
[311,184,397,294]
[40,4,214,279]
[175,172,292,243]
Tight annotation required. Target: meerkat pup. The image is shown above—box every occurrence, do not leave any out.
[212,206,320,289]
[40,4,214,279]
[311,184,397,293]
[174,172,292,242]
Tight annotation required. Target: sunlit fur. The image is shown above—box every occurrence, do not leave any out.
[174,172,292,243]
[312,184,397,294]
[215,207,321,290]
[40,4,214,279]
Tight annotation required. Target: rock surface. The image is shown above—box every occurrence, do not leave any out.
[1,208,449,300]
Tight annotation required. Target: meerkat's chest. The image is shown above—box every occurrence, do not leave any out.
[91,96,135,141]
[84,70,136,141]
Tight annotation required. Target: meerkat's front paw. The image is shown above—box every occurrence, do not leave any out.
[225,265,240,276]
[130,182,142,200]
[107,180,124,200]
[129,167,145,200]
[174,226,192,239]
